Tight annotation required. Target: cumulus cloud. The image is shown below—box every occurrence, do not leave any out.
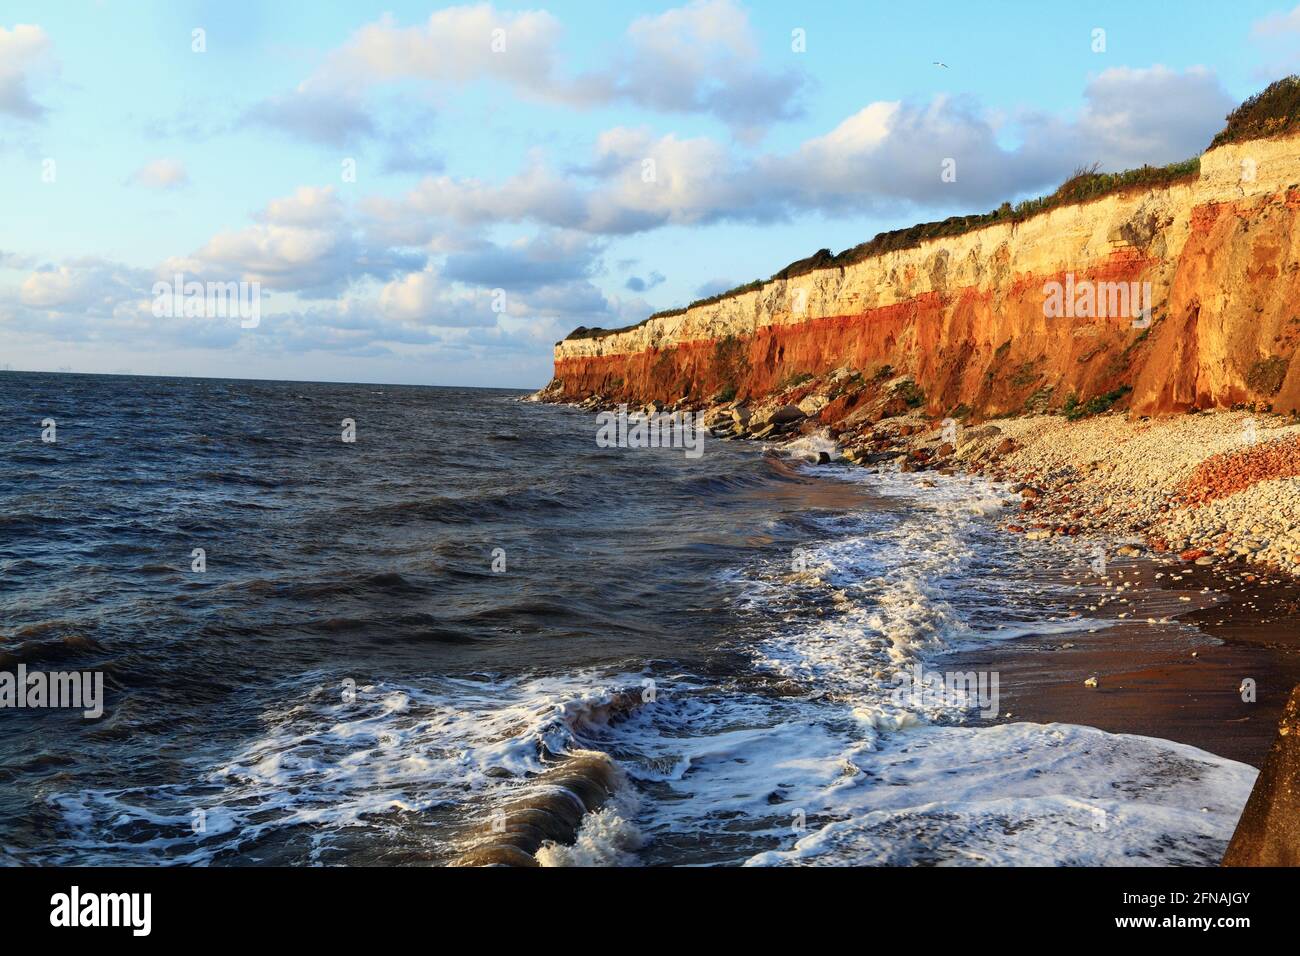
[129,158,189,189]
[3,183,634,362]
[367,66,1235,239]
[0,24,54,120]
[1066,66,1236,169]
[316,5,565,93]
[4,52,1236,375]
[363,160,589,237]
[256,185,345,227]
[596,0,804,133]
[0,250,36,270]
[8,257,245,352]
[163,186,421,296]
[377,269,505,327]
[20,258,150,313]
[249,1,805,147]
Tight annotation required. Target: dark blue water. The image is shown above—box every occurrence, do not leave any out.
[0,372,886,864]
[0,373,1255,867]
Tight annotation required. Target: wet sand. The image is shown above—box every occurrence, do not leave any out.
[943,559,1300,767]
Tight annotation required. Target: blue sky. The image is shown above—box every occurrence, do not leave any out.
[2,0,1299,387]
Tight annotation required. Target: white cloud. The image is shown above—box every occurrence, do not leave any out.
[378,268,442,322]
[2,57,1238,375]
[376,268,512,327]
[129,158,189,189]
[258,185,344,227]
[1068,66,1236,169]
[0,24,53,120]
[20,258,149,313]
[366,66,1235,238]
[248,1,805,146]
[597,0,804,133]
[161,187,422,296]
[317,6,565,92]
[3,186,632,361]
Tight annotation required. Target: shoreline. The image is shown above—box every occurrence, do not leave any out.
[944,556,1300,768]
[833,408,1300,768]
[541,388,1300,581]
[537,390,1300,769]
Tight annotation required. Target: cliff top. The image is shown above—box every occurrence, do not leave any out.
[565,76,1300,344]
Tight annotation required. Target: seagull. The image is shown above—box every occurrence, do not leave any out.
[933,61,949,68]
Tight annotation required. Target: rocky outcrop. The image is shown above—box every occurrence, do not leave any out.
[1224,683,1300,866]
[547,134,1300,420]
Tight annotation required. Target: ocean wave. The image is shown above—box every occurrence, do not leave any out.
[34,672,648,866]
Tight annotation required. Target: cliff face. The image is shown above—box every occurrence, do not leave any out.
[550,134,1300,420]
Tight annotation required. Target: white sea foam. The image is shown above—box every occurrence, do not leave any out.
[570,468,1257,865]
[41,673,645,865]
[779,430,841,462]
[534,784,644,867]
[39,470,1259,867]
[739,722,1255,867]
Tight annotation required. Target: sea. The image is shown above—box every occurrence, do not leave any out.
[0,373,1256,866]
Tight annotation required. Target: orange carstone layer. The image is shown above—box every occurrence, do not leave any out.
[552,192,1300,419]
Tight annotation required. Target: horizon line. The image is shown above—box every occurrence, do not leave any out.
[0,368,538,391]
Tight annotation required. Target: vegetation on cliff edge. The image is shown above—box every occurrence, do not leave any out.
[1210,76,1300,148]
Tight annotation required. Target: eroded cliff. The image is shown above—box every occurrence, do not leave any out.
[547,133,1300,421]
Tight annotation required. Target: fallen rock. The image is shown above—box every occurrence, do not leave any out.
[796,395,828,417]
[1223,684,1300,866]
[762,404,805,426]
[702,408,731,428]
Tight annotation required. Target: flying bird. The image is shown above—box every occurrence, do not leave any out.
[933,61,949,68]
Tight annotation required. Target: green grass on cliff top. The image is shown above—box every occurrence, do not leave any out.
[564,77,1300,344]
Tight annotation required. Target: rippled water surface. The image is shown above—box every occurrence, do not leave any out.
[0,373,1255,865]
